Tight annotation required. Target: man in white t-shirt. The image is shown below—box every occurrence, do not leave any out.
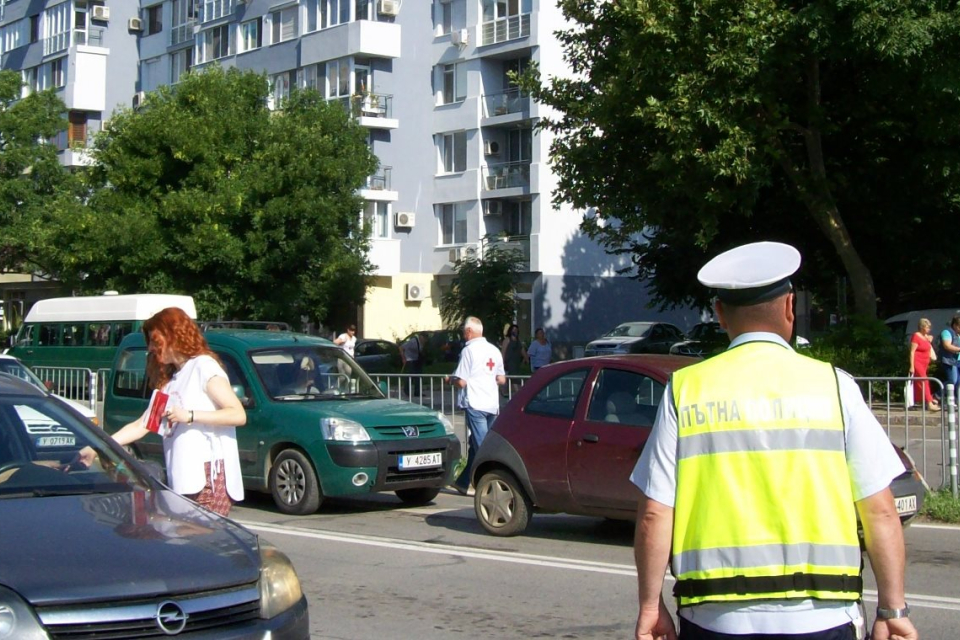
[445,316,505,495]
[334,324,357,357]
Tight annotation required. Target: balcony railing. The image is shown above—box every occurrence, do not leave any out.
[483,161,531,190]
[483,87,528,118]
[480,14,531,46]
[351,93,393,119]
[43,32,69,56]
[366,166,393,191]
[73,27,105,47]
[171,21,197,46]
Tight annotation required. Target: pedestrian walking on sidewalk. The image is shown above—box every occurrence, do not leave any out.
[631,242,916,640]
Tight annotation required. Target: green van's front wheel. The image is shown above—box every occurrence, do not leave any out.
[270,449,322,515]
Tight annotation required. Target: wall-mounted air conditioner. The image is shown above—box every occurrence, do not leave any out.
[132,91,146,109]
[451,28,469,47]
[128,17,143,31]
[405,283,427,302]
[484,200,503,216]
[484,140,500,156]
[91,5,110,21]
[379,0,400,17]
[395,211,415,228]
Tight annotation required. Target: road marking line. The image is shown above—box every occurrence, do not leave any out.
[237,520,960,611]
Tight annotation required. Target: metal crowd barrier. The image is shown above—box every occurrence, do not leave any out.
[32,366,99,412]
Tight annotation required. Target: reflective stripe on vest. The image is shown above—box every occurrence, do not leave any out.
[670,340,861,607]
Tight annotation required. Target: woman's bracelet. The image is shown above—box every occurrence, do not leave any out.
[188,410,194,424]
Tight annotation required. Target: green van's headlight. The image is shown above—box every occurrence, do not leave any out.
[436,412,455,436]
[320,417,371,442]
[258,540,303,619]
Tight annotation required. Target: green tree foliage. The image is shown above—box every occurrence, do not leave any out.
[529,0,960,318]
[53,66,377,326]
[0,70,80,275]
[440,242,525,342]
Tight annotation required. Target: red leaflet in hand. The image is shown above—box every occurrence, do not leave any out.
[142,389,169,434]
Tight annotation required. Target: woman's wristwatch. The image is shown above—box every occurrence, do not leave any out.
[876,604,910,619]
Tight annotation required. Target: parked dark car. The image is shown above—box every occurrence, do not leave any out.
[471,355,926,536]
[354,338,403,373]
[583,322,685,357]
[400,329,464,365]
[0,373,309,638]
[669,321,729,358]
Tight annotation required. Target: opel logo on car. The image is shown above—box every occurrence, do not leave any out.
[155,600,188,635]
[401,426,419,437]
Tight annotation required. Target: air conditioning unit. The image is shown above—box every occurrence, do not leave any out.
[91,5,110,21]
[484,200,503,216]
[484,140,500,156]
[451,28,469,47]
[132,91,146,109]
[128,17,143,31]
[405,283,427,302]
[395,211,416,228]
[379,0,400,17]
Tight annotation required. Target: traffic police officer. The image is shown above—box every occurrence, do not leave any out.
[631,242,917,640]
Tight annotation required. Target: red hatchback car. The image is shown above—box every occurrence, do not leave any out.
[471,354,695,536]
[471,354,926,537]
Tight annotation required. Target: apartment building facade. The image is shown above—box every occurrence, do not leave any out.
[0,0,696,344]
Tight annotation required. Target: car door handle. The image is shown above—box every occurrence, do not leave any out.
[582,434,600,443]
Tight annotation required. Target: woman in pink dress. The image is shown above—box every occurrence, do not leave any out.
[909,317,939,411]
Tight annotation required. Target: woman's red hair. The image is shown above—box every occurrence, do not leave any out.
[143,307,219,389]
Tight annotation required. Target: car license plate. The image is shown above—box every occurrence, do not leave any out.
[895,495,917,515]
[36,435,75,447]
[399,452,442,470]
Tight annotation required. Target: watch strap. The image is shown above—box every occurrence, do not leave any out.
[876,604,910,619]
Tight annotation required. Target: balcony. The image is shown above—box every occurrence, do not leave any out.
[73,28,105,48]
[480,14,531,46]
[482,88,529,119]
[300,20,401,65]
[351,93,399,129]
[199,0,234,23]
[482,161,531,191]
[43,32,69,56]
[487,235,531,270]
[360,166,398,201]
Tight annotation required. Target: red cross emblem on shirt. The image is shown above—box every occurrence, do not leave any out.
[486,358,495,371]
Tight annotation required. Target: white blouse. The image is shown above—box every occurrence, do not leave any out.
[161,355,244,502]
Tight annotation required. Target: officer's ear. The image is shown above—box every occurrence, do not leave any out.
[783,292,796,326]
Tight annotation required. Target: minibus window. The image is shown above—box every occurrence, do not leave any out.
[39,324,61,346]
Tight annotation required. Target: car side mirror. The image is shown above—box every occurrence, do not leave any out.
[232,384,253,408]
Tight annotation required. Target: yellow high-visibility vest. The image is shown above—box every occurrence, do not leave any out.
[670,340,862,607]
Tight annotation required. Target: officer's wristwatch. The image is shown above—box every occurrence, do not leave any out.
[876,604,910,619]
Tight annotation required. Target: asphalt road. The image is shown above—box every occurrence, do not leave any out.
[231,490,960,639]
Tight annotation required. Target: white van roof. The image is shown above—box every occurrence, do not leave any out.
[24,294,197,323]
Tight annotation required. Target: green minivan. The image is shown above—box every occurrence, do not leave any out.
[102,328,461,515]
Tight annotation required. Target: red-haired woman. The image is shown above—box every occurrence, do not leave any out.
[80,307,247,516]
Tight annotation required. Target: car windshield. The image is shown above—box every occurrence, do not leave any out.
[604,323,654,338]
[0,393,150,498]
[690,323,725,340]
[251,346,384,400]
[0,360,48,392]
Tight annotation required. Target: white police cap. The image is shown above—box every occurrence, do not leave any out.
[697,241,801,306]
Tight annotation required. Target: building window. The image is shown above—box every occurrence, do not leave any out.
[365,201,389,239]
[239,18,262,52]
[482,0,532,21]
[171,0,198,46]
[325,58,351,99]
[305,0,319,32]
[145,5,163,36]
[21,67,37,97]
[141,57,161,92]
[299,64,320,91]
[171,48,194,84]
[438,131,467,173]
[508,128,533,162]
[201,0,234,23]
[50,57,66,88]
[29,14,39,43]
[0,19,28,54]
[68,111,88,148]
[197,24,232,63]
[506,200,532,236]
[441,62,466,105]
[437,0,452,34]
[271,6,298,44]
[43,3,70,55]
[439,203,467,245]
[270,71,294,109]
[320,0,351,29]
